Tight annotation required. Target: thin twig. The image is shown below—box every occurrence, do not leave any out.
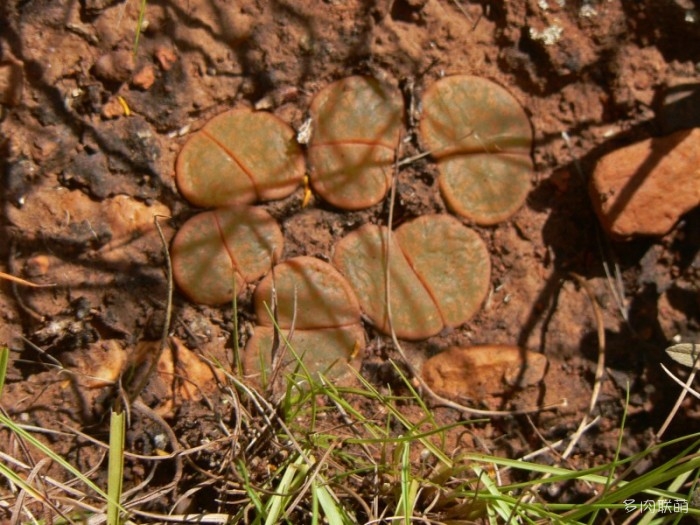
[595,230,629,323]
[10,457,52,525]
[154,215,174,368]
[282,442,338,520]
[569,273,606,420]
[656,365,698,440]
[123,509,236,523]
[519,417,601,462]
[119,216,174,407]
[449,0,473,22]
[122,400,183,505]
[266,266,283,397]
[8,240,45,321]
[659,363,700,401]
[0,271,55,288]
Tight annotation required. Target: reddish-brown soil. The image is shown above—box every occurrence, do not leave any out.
[0,0,699,520]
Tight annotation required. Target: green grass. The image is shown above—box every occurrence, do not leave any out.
[132,0,148,56]
[107,409,126,525]
[0,346,128,524]
[1,338,700,523]
[190,335,700,524]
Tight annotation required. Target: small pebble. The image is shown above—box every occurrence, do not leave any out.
[154,45,178,71]
[93,50,135,83]
[0,60,23,105]
[422,345,548,400]
[101,96,125,119]
[25,255,50,277]
[132,64,156,90]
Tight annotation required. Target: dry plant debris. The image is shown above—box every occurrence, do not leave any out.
[171,206,283,305]
[419,75,533,225]
[244,256,364,381]
[176,108,305,207]
[333,215,491,340]
[307,76,404,209]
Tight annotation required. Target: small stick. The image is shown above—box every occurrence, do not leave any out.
[120,215,174,407]
[154,215,174,356]
[659,363,700,402]
[656,365,698,440]
[0,271,55,288]
[8,241,46,322]
[122,400,183,505]
[569,273,606,421]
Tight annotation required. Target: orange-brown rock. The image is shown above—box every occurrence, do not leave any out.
[422,345,547,401]
[132,64,156,90]
[590,128,700,237]
[101,96,126,119]
[0,60,23,106]
[93,49,135,84]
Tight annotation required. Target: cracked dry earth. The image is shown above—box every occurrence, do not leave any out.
[0,0,699,518]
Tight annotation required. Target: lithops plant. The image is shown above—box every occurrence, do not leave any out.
[419,75,533,225]
[176,108,305,207]
[171,206,283,305]
[307,76,404,210]
[244,256,364,381]
[333,214,491,340]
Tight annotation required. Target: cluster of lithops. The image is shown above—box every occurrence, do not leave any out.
[171,75,534,383]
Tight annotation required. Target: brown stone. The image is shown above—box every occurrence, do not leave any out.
[93,49,134,83]
[155,44,178,71]
[590,128,700,237]
[24,255,51,277]
[6,186,170,262]
[100,96,125,119]
[77,340,127,389]
[132,64,156,90]
[0,60,23,105]
[422,345,548,400]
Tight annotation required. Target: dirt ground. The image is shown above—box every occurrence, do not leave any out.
[1,0,699,519]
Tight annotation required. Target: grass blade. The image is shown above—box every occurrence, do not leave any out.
[0,346,8,397]
[0,413,121,511]
[107,409,126,525]
[314,480,348,525]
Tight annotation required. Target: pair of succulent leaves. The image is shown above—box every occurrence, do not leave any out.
[173,75,533,379]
